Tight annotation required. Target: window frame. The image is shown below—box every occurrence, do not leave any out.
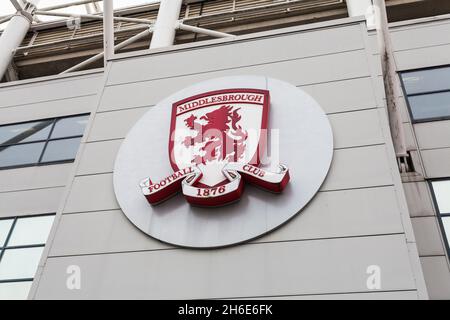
[0,213,55,286]
[0,114,89,170]
[399,65,450,123]
[429,178,450,260]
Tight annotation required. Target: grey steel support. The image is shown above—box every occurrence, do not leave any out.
[61,28,152,74]
[346,0,372,17]
[372,0,408,161]
[177,22,233,38]
[103,0,115,63]
[347,0,407,167]
[0,0,40,80]
[150,0,183,49]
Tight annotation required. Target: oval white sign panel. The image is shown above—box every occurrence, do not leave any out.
[113,76,333,248]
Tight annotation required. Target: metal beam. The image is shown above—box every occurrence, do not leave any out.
[103,0,115,63]
[373,0,408,162]
[10,0,25,11]
[61,28,152,74]
[38,0,103,12]
[0,1,40,80]
[34,10,154,25]
[150,0,183,49]
[177,23,233,38]
[0,15,13,25]
[346,0,372,17]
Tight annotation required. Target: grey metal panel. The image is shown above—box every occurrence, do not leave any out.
[0,187,64,218]
[322,145,393,191]
[100,76,377,114]
[390,21,450,52]
[80,108,384,176]
[328,109,384,149]
[403,182,436,218]
[0,95,96,125]
[35,234,416,299]
[0,164,73,193]
[63,144,393,214]
[421,256,450,300]
[77,140,123,176]
[87,107,150,142]
[395,44,450,71]
[50,186,404,257]
[403,122,418,151]
[107,49,370,88]
[107,24,365,85]
[303,77,378,115]
[0,74,102,108]
[411,217,446,256]
[421,148,450,178]
[415,120,450,150]
[63,173,119,213]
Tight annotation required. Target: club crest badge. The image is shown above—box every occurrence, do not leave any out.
[140,89,290,207]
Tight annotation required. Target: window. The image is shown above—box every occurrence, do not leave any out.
[0,214,55,300]
[430,179,450,259]
[400,66,450,122]
[0,114,89,170]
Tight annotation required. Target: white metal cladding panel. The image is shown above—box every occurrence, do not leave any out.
[0,73,103,108]
[34,234,416,299]
[0,164,73,193]
[395,44,450,71]
[421,148,450,178]
[420,256,450,300]
[0,96,96,126]
[411,217,447,256]
[81,107,385,174]
[414,120,450,150]
[402,182,436,218]
[49,186,404,257]
[107,24,365,85]
[0,187,64,218]
[107,49,370,87]
[31,21,427,299]
[62,144,394,214]
[367,20,450,54]
[99,75,378,113]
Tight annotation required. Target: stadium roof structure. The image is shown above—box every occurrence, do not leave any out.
[0,0,449,82]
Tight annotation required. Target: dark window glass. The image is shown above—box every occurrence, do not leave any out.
[432,180,450,214]
[51,115,89,139]
[442,217,450,249]
[0,281,33,300]
[430,180,450,263]
[401,66,450,122]
[0,114,88,169]
[0,120,53,145]
[7,216,54,247]
[41,137,82,163]
[0,247,44,280]
[0,142,45,167]
[402,67,450,95]
[408,92,450,121]
[0,215,55,300]
[0,219,13,247]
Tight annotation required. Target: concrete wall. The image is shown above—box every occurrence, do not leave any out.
[18,18,427,299]
[367,15,450,299]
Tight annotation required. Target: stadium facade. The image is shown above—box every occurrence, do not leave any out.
[0,0,449,300]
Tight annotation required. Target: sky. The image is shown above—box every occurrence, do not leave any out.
[0,0,159,28]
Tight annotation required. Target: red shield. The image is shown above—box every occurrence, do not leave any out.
[169,89,270,188]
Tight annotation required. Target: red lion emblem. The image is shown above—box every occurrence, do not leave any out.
[181,105,248,165]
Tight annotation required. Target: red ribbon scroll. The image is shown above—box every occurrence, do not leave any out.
[140,163,290,207]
